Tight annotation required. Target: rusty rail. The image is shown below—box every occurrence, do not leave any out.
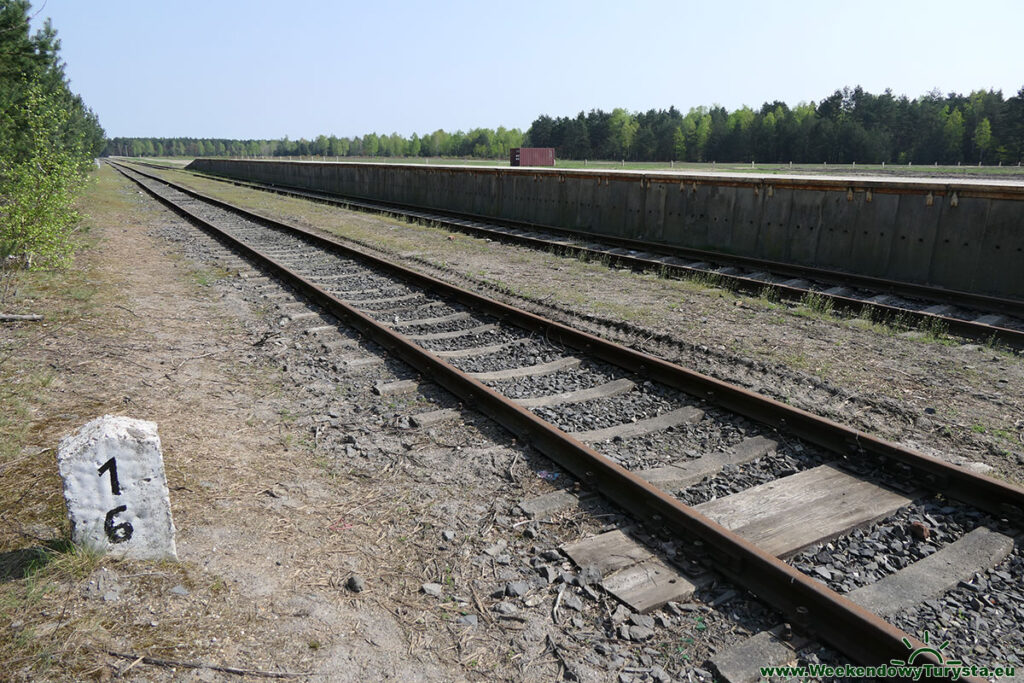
[113,160,1012,679]
[115,159,1024,517]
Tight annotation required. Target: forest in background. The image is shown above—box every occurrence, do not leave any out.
[528,87,1023,165]
[105,86,1024,166]
[104,127,526,162]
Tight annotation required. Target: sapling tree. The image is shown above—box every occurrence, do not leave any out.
[0,1,104,306]
[0,82,87,300]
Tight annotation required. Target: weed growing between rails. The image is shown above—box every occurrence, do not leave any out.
[797,291,835,318]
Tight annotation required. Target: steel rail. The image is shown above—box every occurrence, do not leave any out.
[164,159,1024,319]
[114,160,1024,519]
[139,160,1024,348]
[116,161,1024,516]
[112,161,1014,678]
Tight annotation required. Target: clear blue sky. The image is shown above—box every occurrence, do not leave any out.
[32,0,1024,139]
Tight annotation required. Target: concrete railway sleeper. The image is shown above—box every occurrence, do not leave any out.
[111,161,1023,681]
[130,159,1024,350]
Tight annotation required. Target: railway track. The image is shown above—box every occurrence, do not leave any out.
[111,160,1023,680]
[130,158,1024,350]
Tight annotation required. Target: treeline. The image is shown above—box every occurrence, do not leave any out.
[103,127,525,160]
[526,87,1024,165]
[0,0,106,288]
[105,86,1024,166]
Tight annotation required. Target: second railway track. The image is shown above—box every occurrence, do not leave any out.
[133,159,1024,350]
[112,160,1024,681]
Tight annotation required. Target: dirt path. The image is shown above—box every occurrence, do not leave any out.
[1,167,494,680]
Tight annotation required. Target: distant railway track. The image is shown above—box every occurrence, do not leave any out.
[111,160,1023,680]
[129,158,1024,350]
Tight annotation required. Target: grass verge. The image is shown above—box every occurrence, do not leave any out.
[0,167,135,679]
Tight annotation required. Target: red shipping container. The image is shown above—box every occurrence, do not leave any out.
[510,147,555,167]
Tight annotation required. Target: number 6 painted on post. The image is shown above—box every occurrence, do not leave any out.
[104,505,134,543]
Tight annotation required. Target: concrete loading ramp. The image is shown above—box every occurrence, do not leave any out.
[186,159,1024,300]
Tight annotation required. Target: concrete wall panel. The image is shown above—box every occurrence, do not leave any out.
[675,183,705,249]
[571,177,596,231]
[660,182,688,246]
[642,181,667,243]
[623,181,645,239]
[973,199,1022,298]
[784,189,824,265]
[844,193,896,278]
[701,185,735,253]
[888,193,939,283]
[730,185,766,257]
[927,197,987,293]
[596,179,627,238]
[756,187,793,262]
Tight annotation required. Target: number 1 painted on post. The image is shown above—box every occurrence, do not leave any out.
[98,457,121,495]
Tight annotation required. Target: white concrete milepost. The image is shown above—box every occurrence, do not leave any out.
[57,415,177,561]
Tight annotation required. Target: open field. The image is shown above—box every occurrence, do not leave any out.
[136,157,192,168]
